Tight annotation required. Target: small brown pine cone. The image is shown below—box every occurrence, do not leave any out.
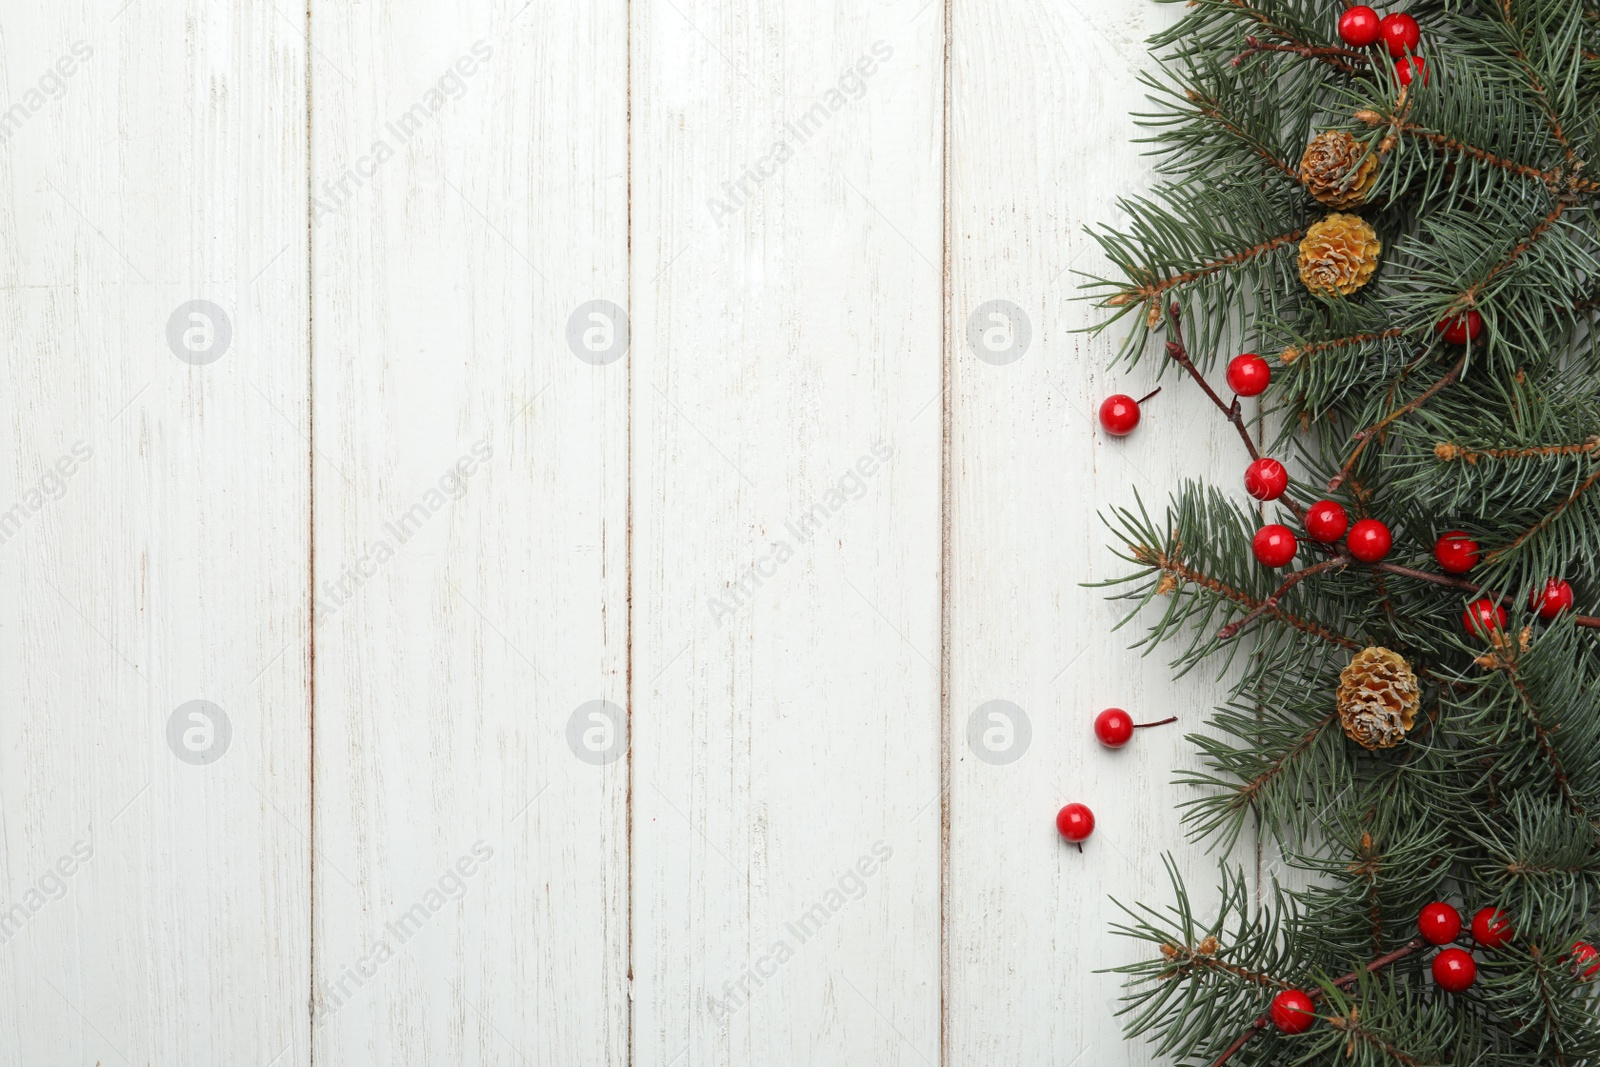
[1299,213,1381,298]
[1337,646,1419,750]
[1300,131,1379,209]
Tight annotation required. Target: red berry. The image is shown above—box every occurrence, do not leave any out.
[1434,531,1480,574]
[1338,5,1382,47]
[1099,394,1141,436]
[1055,803,1095,842]
[1226,353,1272,397]
[1395,55,1428,87]
[1418,902,1463,945]
[1245,458,1289,501]
[1435,310,1482,344]
[1569,942,1600,980]
[1531,578,1574,620]
[1269,989,1316,1034]
[1347,518,1392,562]
[1380,12,1421,56]
[1432,947,1477,992]
[1094,708,1134,748]
[1471,907,1514,949]
[1305,500,1350,543]
[1253,524,1298,568]
[1463,598,1508,638]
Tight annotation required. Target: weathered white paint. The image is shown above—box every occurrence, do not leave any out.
[0,1,311,1064]
[0,0,1234,1062]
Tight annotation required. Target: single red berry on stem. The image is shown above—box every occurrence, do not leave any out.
[1253,524,1298,568]
[1094,709,1134,748]
[1269,989,1316,1034]
[1531,578,1574,619]
[1395,55,1428,86]
[1347,518,1392,562]
[1338,5,1382,47]
[1245,458,1289,501]
[1056,803,1095,843]
[1418,902,1462,945]
[1432,947,1477,992]
[1304,500,1349,543]
[1380,12,1421,56]
[1471,907,1514,949]
[1099,394,1141,436]
[1435,531,1479,574]
[1463,598,1508,638]
[1226,353,1271,397]
[1569,942,1600,980]
[1436,310,1482,344]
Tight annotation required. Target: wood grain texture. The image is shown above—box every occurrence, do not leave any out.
[308,1,628,1063]
[0,1,311,1064]
[630,1,944,1062]
[945,0,1238,1063]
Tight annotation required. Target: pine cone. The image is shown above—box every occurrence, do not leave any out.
[1336,646,1419,750]
[1300,131,1379,209]
[1299,213,1381,297]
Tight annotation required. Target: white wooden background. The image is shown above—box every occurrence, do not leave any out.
[0,0,1244,1063]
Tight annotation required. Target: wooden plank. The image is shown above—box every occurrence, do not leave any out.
[945,0,1237,1063]
[631,3,944,1063]
[307,2,629,1063]
[0,1,311,1063]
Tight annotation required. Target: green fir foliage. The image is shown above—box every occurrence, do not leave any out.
[1089,0,1600,1062]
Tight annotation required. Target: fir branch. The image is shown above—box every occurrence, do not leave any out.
[1357,112,1600,196]
[1209,939,1428,1067]
[1217,557,1349,640]
[1330,354,1466,492]
[1463,202,1570,303]
[1131,548,1361,649]
[1485,464,1600,564]
[1281,328,1406,366]
[1218,0,1363,73]
[1111,229,1304,307]
[1231,713,1337,811]
[1229,34,1368,74]
[1434,437,1600,463]
[1187,87,1304,185]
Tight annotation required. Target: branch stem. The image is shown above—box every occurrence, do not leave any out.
[1218,558,1350,640]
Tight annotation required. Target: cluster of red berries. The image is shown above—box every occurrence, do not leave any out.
[1270,904,1596,1035]
[1098,353,1268,438]
[1337,6,1428,86]
[1056,709,1179,848]
[1251,515,1574,638]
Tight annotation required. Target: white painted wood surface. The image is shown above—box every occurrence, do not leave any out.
[0,2,311,1065]
[0,0,1240,1063]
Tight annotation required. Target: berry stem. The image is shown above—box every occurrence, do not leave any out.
[1209,939,1425,1067]
[1164,303,1263,463]
[1137,386,1163,405]
[1134,716,1178,729]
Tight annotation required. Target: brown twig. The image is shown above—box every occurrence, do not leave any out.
[1166,302,1262,463]
[1190,89,1305,182]
[1360,560,1600,631]
[1330,353,1466,491]
[1357,114,1600,195]
[1230,34,1368,73]
[1134,547,1362,649]
[1218,557,1350,640]
[1435,437,1600,463]
[1281,328,1405,365]
[1109,231,1304,308]
[1209,940,1426,1067]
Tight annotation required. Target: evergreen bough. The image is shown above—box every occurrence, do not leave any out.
[1086,0,1600,1062]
